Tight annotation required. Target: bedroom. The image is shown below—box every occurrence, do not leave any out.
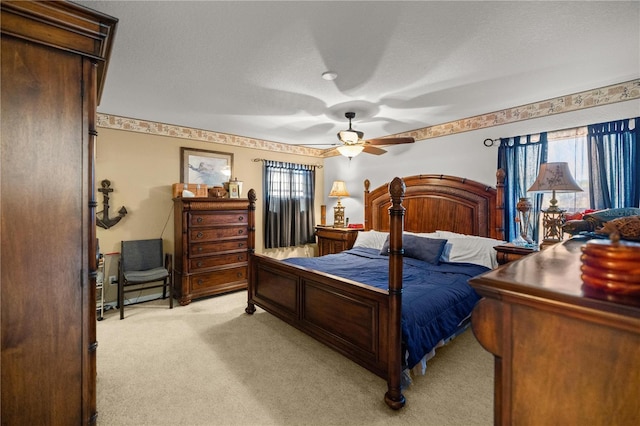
[1,1,639,425]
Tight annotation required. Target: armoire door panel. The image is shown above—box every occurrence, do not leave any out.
[1,37,84,425]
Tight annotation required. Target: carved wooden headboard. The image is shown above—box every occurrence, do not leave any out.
[363,171,505,240]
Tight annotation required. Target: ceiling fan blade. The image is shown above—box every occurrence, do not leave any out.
[365,137,415,145]
[362,145,387,155]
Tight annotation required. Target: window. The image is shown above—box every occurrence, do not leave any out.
[545,129,589,212]
[263,160,316,249]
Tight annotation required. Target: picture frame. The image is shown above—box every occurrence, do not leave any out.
[228,181,240,199]
[180,148,232,187]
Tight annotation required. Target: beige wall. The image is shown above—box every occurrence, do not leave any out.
[96,128,324,302]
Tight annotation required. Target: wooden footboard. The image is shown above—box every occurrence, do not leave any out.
[247,177,407,409]
[246,253,391,378]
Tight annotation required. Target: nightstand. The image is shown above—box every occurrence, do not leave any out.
[315,226,360,256]
[494,243,537,265]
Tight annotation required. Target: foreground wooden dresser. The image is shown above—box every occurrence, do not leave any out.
[174,195,256,305]
[1,2,116,424]
[470,239,640,425]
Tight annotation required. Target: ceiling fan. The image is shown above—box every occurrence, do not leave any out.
[334,112,415,158]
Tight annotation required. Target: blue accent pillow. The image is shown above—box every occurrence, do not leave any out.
[380,234,448,265]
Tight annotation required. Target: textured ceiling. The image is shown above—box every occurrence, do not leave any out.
[78,1,639,147]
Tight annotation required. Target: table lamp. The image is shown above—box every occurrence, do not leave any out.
[328,180,349,227]
[527,162,582,247]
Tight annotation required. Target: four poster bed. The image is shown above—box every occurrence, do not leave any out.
[246,171,505,409]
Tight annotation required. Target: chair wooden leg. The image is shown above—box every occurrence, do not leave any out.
[119,281,125,320]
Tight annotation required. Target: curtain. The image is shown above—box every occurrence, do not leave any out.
[587,118,640,209]
[497,133,548,242]
[263,160,316,249]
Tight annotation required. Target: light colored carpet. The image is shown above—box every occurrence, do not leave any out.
[97,291,493,425]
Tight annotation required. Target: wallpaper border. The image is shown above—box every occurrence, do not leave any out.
[97,79,640,158]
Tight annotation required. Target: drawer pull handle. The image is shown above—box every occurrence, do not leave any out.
[237,255,243,261]
[238,216,244,221]
[197,261,203,267]
[196,232,203,239]
[197,279,203,285]
[196,217,203,223]
[238,229,244,235]
[237,272,243,278]
[238,243,244,247]
[198,247,203,252]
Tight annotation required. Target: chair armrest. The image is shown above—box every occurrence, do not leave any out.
[164,253,173,274]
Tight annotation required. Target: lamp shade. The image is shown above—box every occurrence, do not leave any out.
[328,180,349,197]
[336,144,364,158]
[527,162,583,193]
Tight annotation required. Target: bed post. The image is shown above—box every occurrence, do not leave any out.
[495,169,506,241]
[385,177,406,410]
[363,179,371,231]
[245,188,257,315]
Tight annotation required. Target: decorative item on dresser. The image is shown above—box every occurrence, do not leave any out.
[173,191,256,305]
[315,226,360,256]
[247,171,505,409]
[514,197,533,245]
[1,1,117,424]
[470,238,640,425]
[580,237,640,295]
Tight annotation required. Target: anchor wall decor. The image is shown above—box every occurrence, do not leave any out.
[96,179,128,229]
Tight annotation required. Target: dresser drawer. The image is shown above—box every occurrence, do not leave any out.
[189,226,248,242]
[189,267,247,292]
[189,252,248,272]
[189,239,248,257]
[189,211,248,227]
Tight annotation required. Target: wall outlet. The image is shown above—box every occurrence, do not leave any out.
[108,275,117,285]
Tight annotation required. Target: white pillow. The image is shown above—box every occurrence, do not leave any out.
[352,230,389,250]
[436,230,476,239]
[405,231,440,239]
[436,231,505,269]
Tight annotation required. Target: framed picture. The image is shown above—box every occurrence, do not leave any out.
[228,181,239,198]
[180,148,232,187]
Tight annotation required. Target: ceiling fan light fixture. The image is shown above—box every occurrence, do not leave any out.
[337,144,364,158]
[337,129,360,144]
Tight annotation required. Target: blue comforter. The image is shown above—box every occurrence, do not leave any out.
[284,247,487,368]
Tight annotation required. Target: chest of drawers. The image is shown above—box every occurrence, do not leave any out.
[174,196,255,305]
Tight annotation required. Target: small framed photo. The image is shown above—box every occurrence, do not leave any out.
[180,147,232,187]
[228,181,240,198]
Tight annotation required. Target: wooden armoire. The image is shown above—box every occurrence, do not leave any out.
[1,2,117,424]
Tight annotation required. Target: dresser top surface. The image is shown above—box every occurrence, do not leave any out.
[470,238,640,316]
